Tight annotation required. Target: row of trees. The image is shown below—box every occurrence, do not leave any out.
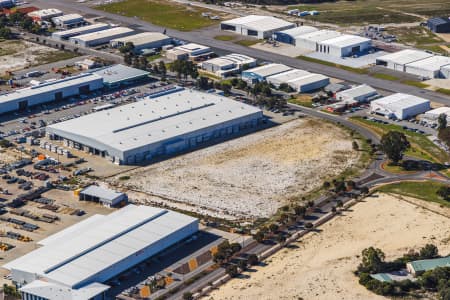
[356,244,450,298]
[169,59,198,80]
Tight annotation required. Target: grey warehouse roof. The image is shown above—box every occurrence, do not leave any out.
[93,64,150,85]
[4,205,198,288]
[80,185,125,200]
[277,26,318,37]
[46,88,262,153]
[376,49,433,65]
[222,15,294,32]
[110,32,171,47]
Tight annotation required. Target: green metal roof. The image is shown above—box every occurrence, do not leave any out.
[370,273,393,282]
[409,256,450,273]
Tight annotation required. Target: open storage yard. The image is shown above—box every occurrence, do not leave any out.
[109,118,360,219]
[96,0,232,31]
[0,40,78,76]
[204,193,450,300]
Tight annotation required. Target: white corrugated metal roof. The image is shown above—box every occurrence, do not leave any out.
[47,89,262,152]
[296,30,342,43]
[267,69,311,83]
[376,49,433,65]
[110,32,171,47]
[277,26,318,37]
[0,73,103,105]
[222,15,294,32]
[320,34,370,47]
[336,84,377,99]
[406,55,450,71]
[203,53,255,67]
[93,64,149,85]
[20,280,109,300]
[175,43,210,53]
[287,73,329,86]
[4,205,198,288]
[52,14,83,22]
[372,93,429,111]
[80,185,124,200]
[52,23,110,38]
[244,63,292,77]
[424,106,450,117]
[72,27,134,42]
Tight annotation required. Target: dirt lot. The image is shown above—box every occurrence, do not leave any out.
[109,118,359,219]
[0,40,66,76]
[204,193,450,300]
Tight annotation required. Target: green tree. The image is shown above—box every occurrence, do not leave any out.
[226,264,239,277]
[437,186,450,201]
[359,247,385,273]
[380,131,410,164]
[158,60,167,77]
[183,292,193,300]
[352,140,359,151]
[304,222,313,229]
[253,230,265,243]
[119,42,135,54]
[419,244,439,259]
[247,254,259,266]
[438,113,447,130]
[293,205,306,217]
[269,223,279,233]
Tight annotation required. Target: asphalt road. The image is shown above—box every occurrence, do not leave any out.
[28,0,450,106]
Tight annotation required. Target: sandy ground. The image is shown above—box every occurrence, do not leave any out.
[109,118,359,219]
[204,193,450,300]
[0,40,59,76]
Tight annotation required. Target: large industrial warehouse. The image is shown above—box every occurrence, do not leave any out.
[370,93,430,120]
[220,15,295,39]
[317,34,371,57]
[0,73,104,114]
[4,205,198,300]
[70,27,134,47]
[295,30,342,51]
[404,55,450,79]
[266,68,330,92]
[242,63,292,83]
[46,88,263,165]
[52,23,111,40]
[274,26,318,45]
[375,49,434,72]
[110,32,173,53]
[201,53,257,78]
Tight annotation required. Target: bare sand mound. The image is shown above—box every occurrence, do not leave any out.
[204,193,450,300]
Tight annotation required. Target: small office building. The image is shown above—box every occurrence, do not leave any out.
[220,15,295,39]
[165,43,213,61]
[51,14,85,29]
[201,53,257,78]
[28,8,63,22]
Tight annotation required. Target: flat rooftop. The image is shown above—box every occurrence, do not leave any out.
[278,26,318,37]
[406,55,450,71]
[52,23,110,37]
[267,69,311,82]
[174,43,210,53]
[73,27,134,42]
[46,89,262,152]
[376,49,433,65]
[0,73,103,105]
[93,64,149,85]
[244,63,292,78]
[204,53,255,67]
[52,14,84,22]
[297,30,342,43]
[80,185,124,200]
[372,93,429,110]
[320,34,370,47]
[287,73,329,86]
[4,205,198,288]
[110,32,171,46]
[222,15,294,31]
[336,84,377,98]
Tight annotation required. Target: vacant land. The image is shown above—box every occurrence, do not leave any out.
[204,193,450,300]
[0,40,77,76]
[109,118,359,219]
[97,0,228,31]
[280,0,450,26]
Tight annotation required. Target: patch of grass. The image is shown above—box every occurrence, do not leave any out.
[372,73,399,81]
[234,39,260,47]
[214,35,235,41]
[146,53,162,62]
[381,162,417,174]
[288,95,313,108]
[386,26,443,46]
[401,80,429,88]
[377,181,450,207]
[198,70,221,81]
[436,88,450,96]
[96,0,220,31]
[119,175,130,181]
[350,116,449,163]
[35,50,79,65]
[297,56,369,74]
[417,44,449,55]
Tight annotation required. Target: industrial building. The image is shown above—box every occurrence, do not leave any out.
[375,49,434,72]
[165,43,213,61]
[404,55,450,79]
[92,64,150,88]
[0,73,103,115]
[46,88,263,165]
[285,74,330,93]
[51,14,85,29]
[274,26,318,45]
[4,205,198,300]
[335,84,378,102]
[78,185,128,207]
[318,34,371,57]
[266,69,311,87]
[427,17,450,33]
[370,93,430,120]
[220,15,295,39]
[201,53,257,78]
[70,27,134,47]
[422,106,450,123]
[295,30,342,51]
[52,23,111,40]
[110,32,173,53]
[242,63,292,83]
[28,8,63,22]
